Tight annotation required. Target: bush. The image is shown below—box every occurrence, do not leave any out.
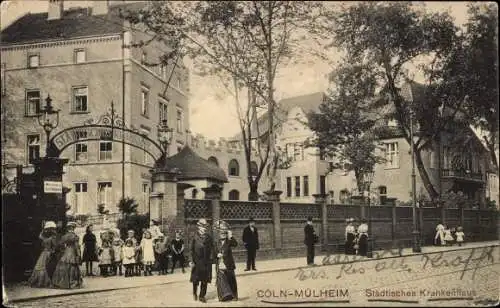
[117,197,139,216]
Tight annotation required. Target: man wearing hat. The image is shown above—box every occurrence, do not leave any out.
[304,216,318,266]
[242,217,259,271]
[345,218,356,255]
[190,218,214,303]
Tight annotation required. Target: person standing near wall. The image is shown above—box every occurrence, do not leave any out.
[344,218,356,255]
[242,217,259,271]
[304,216,318,266]
[190,218,214,303]
[356,218,369,256]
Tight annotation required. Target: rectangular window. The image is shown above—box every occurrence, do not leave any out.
[286,177,292,197]
[75,142,88,162]
[74,49,86,63]
[430,149,438,169]
[319,175,326,195]
[99,141,112,161]
[303,176,309,196]
[97,182,112,212]
[160,64,167,79]
[175,76,181,89]
[28,54,39,68]
[74,182,88,214]
[26,134,40,164]
[176,108,183,132]
[142,182,150,213]
[73,86,88,112]
[384,142,399,168]
[295,176,301,197]
[25,90,41,116]
[294,144,304,161]
[141,87,149,116]
[286,143,294,161]
[159,101,168,122]
[140,128,150,165]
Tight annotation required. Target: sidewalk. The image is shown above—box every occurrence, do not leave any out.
[4,240,498,303]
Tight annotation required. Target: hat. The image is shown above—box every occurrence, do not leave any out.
[151,219,159,225]
[248,217,255,223]
[349,218,355,223]
[127,229,135,234]
[345,218,350,223]
[158,232,165,238]
[44,221,56,229]
[67,221,77,228]
[307,216,313,222]
[197,218,209,228]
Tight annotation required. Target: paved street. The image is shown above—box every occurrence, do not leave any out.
[6,242,499,307]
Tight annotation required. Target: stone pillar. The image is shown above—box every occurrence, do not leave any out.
[174,183,193,236]
[265,190,283,251]
[202,185,223,224]
[33,157,69,229]
[149,192,164,222]
[313,194,328,252]
[150,169,178,234]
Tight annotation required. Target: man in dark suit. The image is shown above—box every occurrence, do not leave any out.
[304,216,318,266]
[242,217,259,271]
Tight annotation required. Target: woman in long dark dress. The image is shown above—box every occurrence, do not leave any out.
[216,226,238,302]
[28,221,58,288]
[190,219,214,303]
[52,222,83,289]
[82,224,98,276]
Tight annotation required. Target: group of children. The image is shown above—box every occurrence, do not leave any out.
[435,223,465,246]
[97,227,186,278]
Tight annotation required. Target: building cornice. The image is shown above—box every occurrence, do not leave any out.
[4,58,123,72]
[0,34,122,51]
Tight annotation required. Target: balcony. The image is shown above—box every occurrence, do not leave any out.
[441,169,484,182]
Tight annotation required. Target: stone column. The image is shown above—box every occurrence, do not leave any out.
[33,157,69,229]
[313,193,328,252]
[150,169,178,234]
[149,192,164,222]
[202,185,223,224]
[265,190,283,251]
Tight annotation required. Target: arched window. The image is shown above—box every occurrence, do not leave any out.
[208,156,219,166]
[228,159,239,176]
[228,189,240,200]
[191,189,198,199]
[250,161,258,176]
[378,186,387,205]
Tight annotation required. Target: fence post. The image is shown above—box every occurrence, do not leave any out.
[265,190,283,253]
[391,202,397,243]
[202,185,223,224]
[313,194,328,252]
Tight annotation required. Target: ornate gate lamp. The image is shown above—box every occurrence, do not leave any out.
[37,95,60,156]
[157,119,174,169]
[364,170,375,258]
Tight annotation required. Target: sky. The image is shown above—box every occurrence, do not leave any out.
[1,1,474,139]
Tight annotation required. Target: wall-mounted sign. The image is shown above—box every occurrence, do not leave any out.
[44,181,63,194]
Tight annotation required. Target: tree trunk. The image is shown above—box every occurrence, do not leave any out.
[415,147,440,201]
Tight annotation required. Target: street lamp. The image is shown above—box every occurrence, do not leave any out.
[157,119,174,169]
[364,170,375,258]
[37,95,60,156]
[410,101,422,253]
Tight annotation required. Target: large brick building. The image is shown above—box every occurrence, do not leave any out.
[1,0,190,214]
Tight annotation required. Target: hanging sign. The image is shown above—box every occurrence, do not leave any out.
[44,181,63,193]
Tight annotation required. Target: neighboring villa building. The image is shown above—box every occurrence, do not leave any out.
[1,1,190,214]
[236,83,494,207]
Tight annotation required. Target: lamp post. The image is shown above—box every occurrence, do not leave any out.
[410,100,422,253]
[37,95,60,156]
[157,119,174,170]
[364,171,375,258]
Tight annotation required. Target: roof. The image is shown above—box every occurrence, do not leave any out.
[155,146,228,183]
[1,3,143,45]
[233,92,325,140]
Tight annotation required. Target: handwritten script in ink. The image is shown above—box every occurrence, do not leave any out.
[295,246,497,281]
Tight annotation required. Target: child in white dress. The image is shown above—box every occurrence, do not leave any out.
[443,225,454,246]
[123,239,136,277]
[455,226,465,246]
[141,230,155,276]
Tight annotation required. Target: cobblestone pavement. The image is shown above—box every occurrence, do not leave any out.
[11,245,500,307]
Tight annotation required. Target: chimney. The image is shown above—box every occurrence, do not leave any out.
[48,0,64,20]
[93,0,109,15]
